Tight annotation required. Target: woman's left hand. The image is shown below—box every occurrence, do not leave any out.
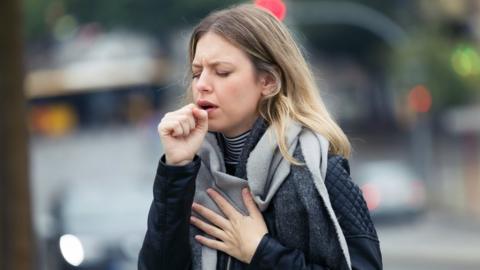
[190,187,268,264]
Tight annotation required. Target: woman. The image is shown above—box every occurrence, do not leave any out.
[139,4,382,270]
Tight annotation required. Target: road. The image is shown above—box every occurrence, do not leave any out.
[30,125,161,270]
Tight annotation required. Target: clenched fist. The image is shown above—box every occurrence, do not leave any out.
[157,103,208,165]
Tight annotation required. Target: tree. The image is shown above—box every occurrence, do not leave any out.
[0,0,34,269]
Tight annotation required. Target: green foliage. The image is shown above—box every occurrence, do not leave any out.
[389,31,479,112]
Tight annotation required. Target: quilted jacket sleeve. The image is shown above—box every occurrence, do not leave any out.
[138,155,201,270]
[248,155,382,270]
[325,156,383,270]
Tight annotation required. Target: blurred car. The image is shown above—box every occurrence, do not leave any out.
[46,183,151,270]
[354,160,426,221]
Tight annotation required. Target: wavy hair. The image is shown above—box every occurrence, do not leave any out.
[186,4,351,162]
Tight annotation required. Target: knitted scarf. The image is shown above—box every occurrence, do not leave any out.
[190,120,351,270]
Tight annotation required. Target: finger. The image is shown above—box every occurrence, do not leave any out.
[192,203,230,229]
[180,119,190,136]
[184,110,196,130]
[190,216,226,241]
[182,103,196,111]
[178,105,196,130]
[194,235,228,253]
[158,114,173,135]
[242,188,261,217]
[165,104,195,121]
[192,107,208,130]
[158,119,183,137]
[173,115,192,136]
[192,106,208,120]
[167,119,185,137]
[207,189,241,219]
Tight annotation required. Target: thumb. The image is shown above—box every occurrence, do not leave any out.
[192,107,208,131]
[242,188,261,217]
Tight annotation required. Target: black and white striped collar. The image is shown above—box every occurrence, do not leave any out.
[221,130,251,165]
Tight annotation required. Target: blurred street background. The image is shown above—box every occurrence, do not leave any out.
[5,0,480,269]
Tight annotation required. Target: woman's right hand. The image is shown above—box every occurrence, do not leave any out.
[157,103,208,165]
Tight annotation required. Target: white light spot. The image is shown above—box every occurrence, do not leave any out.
[59,234,84,266]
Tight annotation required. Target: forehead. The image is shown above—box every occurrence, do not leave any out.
[193,32,248,64]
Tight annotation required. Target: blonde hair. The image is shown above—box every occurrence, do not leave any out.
[187,4,351,162]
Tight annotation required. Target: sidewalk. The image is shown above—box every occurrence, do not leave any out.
[377,211,480,268]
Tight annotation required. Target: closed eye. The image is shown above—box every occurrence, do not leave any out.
[217,72,230,77]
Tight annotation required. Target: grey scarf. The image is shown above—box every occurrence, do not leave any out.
[191,120,351,270]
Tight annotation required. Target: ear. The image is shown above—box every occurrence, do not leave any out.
[259,72,277,96]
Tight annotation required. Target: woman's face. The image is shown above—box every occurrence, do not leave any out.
[191,32,269,137]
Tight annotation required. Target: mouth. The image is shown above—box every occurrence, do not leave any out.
[196,100,219,111]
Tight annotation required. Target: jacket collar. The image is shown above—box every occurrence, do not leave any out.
[212,117,269,179]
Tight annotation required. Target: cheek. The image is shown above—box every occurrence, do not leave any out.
[223,82,257,103]
[229,75,261,100]
[191,87,197,99]
[222,88,261,117]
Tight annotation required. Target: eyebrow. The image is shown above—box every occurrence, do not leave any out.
[191,61,234,69]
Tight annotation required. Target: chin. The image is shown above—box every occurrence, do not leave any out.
[206,122,224,133]
[207,121,237,136]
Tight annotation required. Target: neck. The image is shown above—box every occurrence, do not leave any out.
[222,114,260,137]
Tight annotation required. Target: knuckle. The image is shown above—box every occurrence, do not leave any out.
[179,115,189,122]
[173,119,183,126]
[225,246,233,254]
[196,206,205,216]
[206,225,214,234]
[158,121,169,131]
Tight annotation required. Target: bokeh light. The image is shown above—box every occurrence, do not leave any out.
[408,84,432,113]
[451,45,480,77]
[254,0,286,21]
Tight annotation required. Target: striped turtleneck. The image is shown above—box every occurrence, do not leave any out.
[222,129,251,165]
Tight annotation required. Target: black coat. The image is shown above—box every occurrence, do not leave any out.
[138,152,382,270]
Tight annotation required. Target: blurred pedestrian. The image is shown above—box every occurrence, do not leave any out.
[139,4,382,270]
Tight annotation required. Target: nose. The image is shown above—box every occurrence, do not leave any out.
[194,71,213,93]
